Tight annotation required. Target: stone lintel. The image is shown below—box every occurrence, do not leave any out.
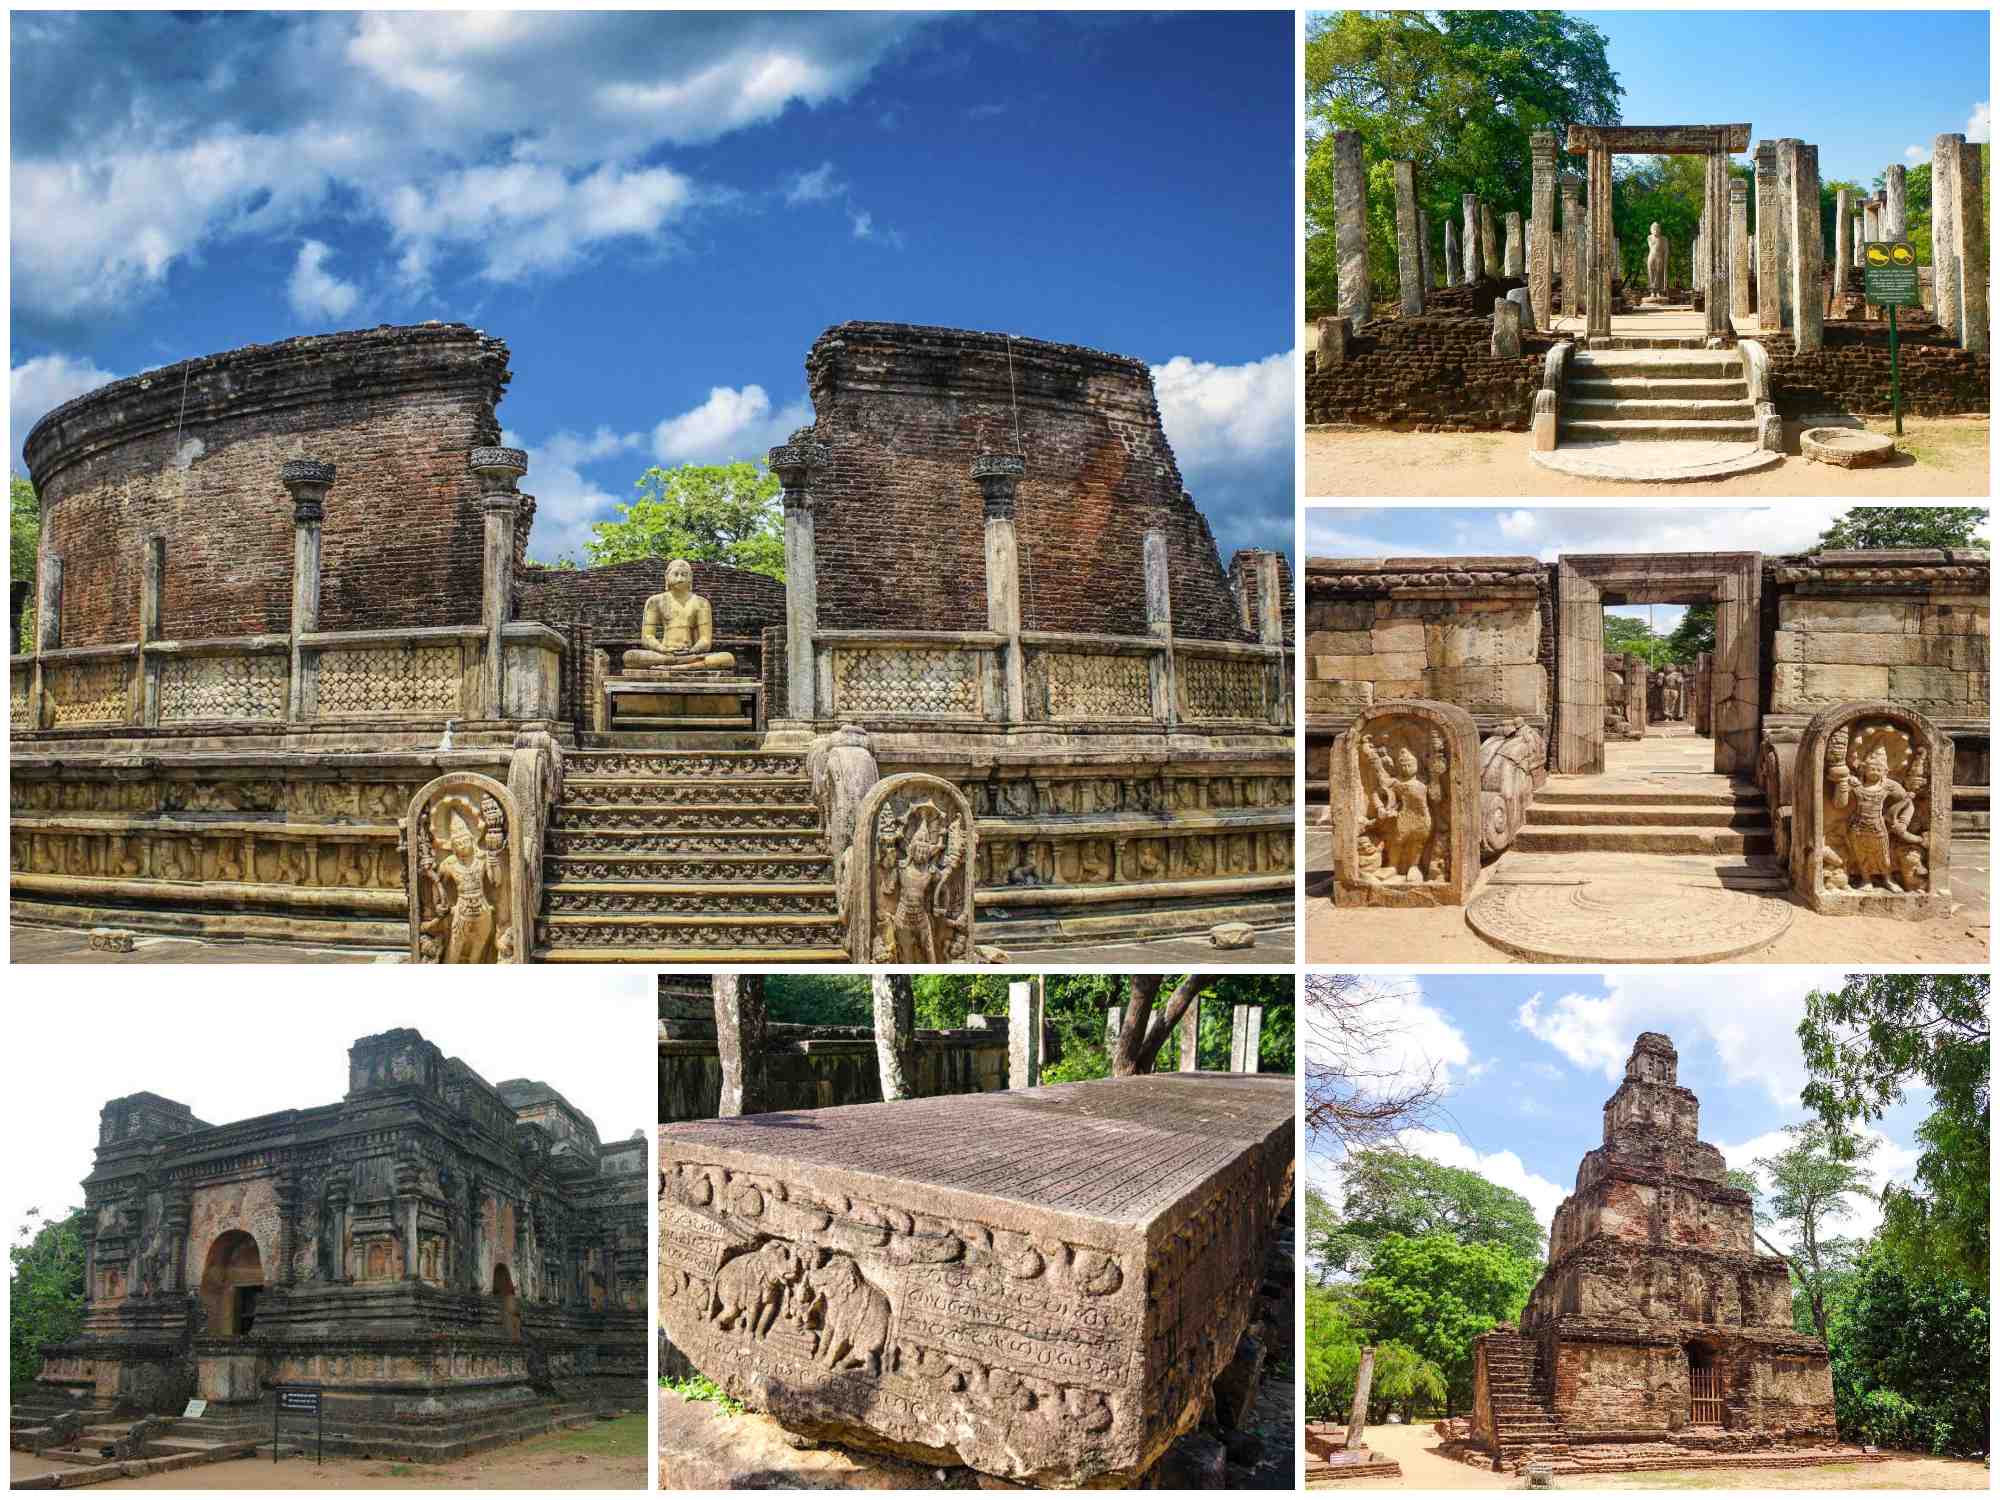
[1565,124,1751,154]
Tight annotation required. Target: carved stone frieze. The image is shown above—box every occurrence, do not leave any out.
[158,654,288,723]
[1790,702,1952,919]
[1027,650,1153,720]
[407,772,527,963]
[12,827,403,889]
[847,774,976,963]
[534,917,845,950]
[318,643,463,718]
[829,647,982,717]
[1332,699,1479,907]
[977,828,1292,888]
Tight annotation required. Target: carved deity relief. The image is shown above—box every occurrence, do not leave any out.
[1817,721,1930,894]
[1356,730,1447,886]
[407,772,525,964]
[847,774,976,964]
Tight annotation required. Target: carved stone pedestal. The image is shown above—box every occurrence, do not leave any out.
[602,673,762,733]
[1331,699,1479,907]
[1789,701,1952,918]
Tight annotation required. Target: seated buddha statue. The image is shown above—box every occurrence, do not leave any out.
[621,559,736,673]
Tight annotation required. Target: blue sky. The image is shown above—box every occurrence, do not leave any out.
[10,12,1295,564]
[1576,10,1989,189]
[1306,972,1935,1266]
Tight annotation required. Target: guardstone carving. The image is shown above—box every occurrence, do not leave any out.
[406,772,527,962]
[846,773,976,963]
[1478,719,1547,856]
[1332,699,1479,907]
[1791,702,1952,918]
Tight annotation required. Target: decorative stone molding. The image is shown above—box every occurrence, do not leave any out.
[845,772,976,962]
[1332,699,1479,906]
[406,771,528,962]
[279,458,335,522]
[1790,701,1952,918]
[971,453,1025,520]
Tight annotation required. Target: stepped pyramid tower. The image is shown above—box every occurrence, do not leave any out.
[1469,1033,1836,1471]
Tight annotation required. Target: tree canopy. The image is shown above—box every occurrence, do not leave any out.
[1825,1245,1988,1458]
[1816,506,1988,552]
[11,476,37,653]
[1748,1121,1878,1340]
[1315,1147,1543,1275]
[578,461,784,577]
[10,1208,85,1387]
[1359,1233,1539,1414]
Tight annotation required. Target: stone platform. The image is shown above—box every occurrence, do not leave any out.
[658,1072,1294,1487]
[602,673,762,733]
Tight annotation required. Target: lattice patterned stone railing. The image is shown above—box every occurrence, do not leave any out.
[9,662,29,726]
[821,634,991,719]
[315,638,468,719]
[1177,649,1273,722]
[46,653,135,728]
[1024,639,1157,721]
[158,651,289,724]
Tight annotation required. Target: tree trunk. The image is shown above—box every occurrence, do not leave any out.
[1112,974,1220,1075]
[871,973,916,1102]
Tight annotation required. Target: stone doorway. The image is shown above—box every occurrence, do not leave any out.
[493,1263,521,1341]
[1688,1343,1724,1426]
[199,1231,263,1337]
[1556,553,1761,775]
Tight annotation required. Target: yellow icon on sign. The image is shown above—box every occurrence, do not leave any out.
[1865,244,1891,266]
[1890,243,1916,266]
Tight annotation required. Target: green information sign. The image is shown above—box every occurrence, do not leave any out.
[1862,241,1921,306]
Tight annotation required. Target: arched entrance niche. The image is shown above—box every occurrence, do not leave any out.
[200,1231,263,1337]
[1687,1340,1724,1426]
[493,1263,521,1340]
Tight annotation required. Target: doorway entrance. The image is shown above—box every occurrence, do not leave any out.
[493,1263,521,1341]
[1688,1344,1724,1425]
[199,1231,264,1337]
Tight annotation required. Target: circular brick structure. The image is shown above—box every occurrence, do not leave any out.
[1800,426,1897,467]
[1465,878,1794,962]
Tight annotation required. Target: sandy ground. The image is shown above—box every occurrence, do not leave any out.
[22,1416,647,1490]
[1307,1422,1989,1490]
[1304,415,1988,497]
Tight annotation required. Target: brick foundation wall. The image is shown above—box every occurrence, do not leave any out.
[1760,322,1989,417]
[516,557,785,637]
[25,325,509,648]
[802,322,1253,644]
[1306,301,1552,431]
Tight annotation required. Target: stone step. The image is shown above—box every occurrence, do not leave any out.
[608,714,757,731]
[564,749,807,777]
[546,826,831,858]
[541,881,840,917]
[1524,802,1770,828]
[534,912,847,960]
[1559,416,1760,443]
[580,731,765,751]
[1536,786,1760,806]
[540,943,851,964]
[1562,397,1755,422]
[1568,377,1749,401]
[1571,352,1742,379]
[559,777,811,807]
[551,803,821,831]
[1512,824,1775,855]
[545,852,834,883]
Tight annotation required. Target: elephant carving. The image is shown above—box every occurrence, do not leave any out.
[710,1242,803,1337]
[802,1254,892,1376]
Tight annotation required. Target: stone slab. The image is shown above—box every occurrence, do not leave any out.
[1467,878,1794,963]
[658,1072,1294,1486]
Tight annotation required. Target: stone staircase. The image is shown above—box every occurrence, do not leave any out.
[1515,780,1777,859]
[1561,348,1757,444]
[11,1397,261,1489]
[1479,1331,1569,1471]
[535,743,846,962]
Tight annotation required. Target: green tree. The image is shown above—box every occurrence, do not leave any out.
[1825,1245,1988,1457]
[1303,1283,1451,1426]
[1304,10,1623,309]
[583,462,785,577]
[1799,974,1989,1290]
[1356,1232,1539,1414]
[1318,1148,1543,1275]
[1665,602,1715,662]
[12,475,38,653]
[764,974,872,1026]
[1748,1122,1878,1340]
[1603,613,1680,666]
[1816,506,1989,552]
[10,1208,85,1387]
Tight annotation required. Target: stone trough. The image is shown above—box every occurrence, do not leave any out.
[658,1072,1294,1487]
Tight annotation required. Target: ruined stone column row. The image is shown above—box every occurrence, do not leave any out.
[1755,139,1782,332]
[1781,139,1822,353]
[1728,177,1751,320]
[1332,130,1370,324]
[1392,159,1424,316]
[1530,130,1556,330]
[1586,144,1613,341]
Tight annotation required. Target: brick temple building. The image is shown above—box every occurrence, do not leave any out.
[17,1028,646,1460]
[1466,1033,1839,1472]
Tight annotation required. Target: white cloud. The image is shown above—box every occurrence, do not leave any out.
[785,161,844,204]
[1152,350,1292,479]
[1396,1127,1569,1234]
[1904,144,1927,166]
[286,239,360,322]
[1720,1125,1923,1248]
[1495,509,1540,539]
[11,352,120,471]
[1968,102,1991,144]
[504,424,643,564]
[649,384,812,466]
[849,208,874,240]
[1516,971,1829,1111]
[1307,503,1883,564]
[1304,974,1475,1104]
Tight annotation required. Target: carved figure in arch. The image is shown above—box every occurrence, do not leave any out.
[623,558,734,673]
[1822,725,1928,893]
[800,1253,892,1376]
[1360,734,1443,884]
[873,797,968,963]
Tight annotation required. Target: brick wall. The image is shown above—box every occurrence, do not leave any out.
[516,557,785,637]
[803,322,1253,644]
[1761,322,1988,417]
[26,324,509,648]
[1306,307,1551,430]
[1226,549,1296,645]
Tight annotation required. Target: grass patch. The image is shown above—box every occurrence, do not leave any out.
[385,1464,415,1477]
[661,1374,744,1417]
[1859,415,1988,468]
[525,1413,648,1459]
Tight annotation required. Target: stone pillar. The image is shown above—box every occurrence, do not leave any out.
[1007,979,1040,1089]
[1833,188,1854,304]
[138,535,165,727]
[1933,132,1963,342]
[469,447,525,720]
[1346,1346,1376,1453]
[1391,159,1423,316]
[1729,178,1751,320]
[1177,998,1200,1071]
[1243,1008,1262,1073]
[1443,217,1461,286]
[1851,219,1863,269]
[162,1198,193,1294]
[1763,139,1792,331]
[1782,140,1822,353]
[1419,209,1434,291]
[1104,1006,1121,1051]
[1862,197,1880,245]
[713,974,770,1117]
[279,459,334,722]
[1885,164,1907,240]
[1705,147,1731,337]
[1491,296,1522,357]
[1314,315,1349,368]
[1481,201,1501,278]
[871,973,916,1103]
[1560,179,1582,320]
[396,1162,422,1282]
[1229,1005,1249,1072]
[1587,144,1613,341]
[1950,138,1988,352]
[1255,551,1283,645]
[324,1181,349,1283]
[1143,527,1176,726]
[973,454,1027,722]
[1462,194,1481,285]
[1528,137,1560,330]
[1502,211,1523,278]
[769,440,828,722]
[1332,131,1370,324]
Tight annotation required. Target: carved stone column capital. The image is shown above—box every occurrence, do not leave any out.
[470,445,528,511]
[971,453,1025,520]
[279,458,335,523]
[769,440,829,512]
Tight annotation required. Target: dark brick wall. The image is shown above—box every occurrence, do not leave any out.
[1226,549,1296,646]
[802,322,1253,645]
[1306,301,1551,431]
[1760,322,1989,417]
[26,324,509,648]
[517,557,785,637]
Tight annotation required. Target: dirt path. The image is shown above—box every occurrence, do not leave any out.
[1305,416,1988,497]
[1309,1423,1989,1490]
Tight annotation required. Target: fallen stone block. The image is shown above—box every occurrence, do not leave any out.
[1208,921,1255,950]
[659,1073,1294,1487]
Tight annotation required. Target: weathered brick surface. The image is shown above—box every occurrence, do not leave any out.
[25,325,509,647]
[1226,549,1296,645]
[1306,309,1552,430]
[517,558,784,637]
[803,323,1253,644]
[1762,321,1988,417]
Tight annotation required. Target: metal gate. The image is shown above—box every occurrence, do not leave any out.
[1690,1358,1723,1425]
